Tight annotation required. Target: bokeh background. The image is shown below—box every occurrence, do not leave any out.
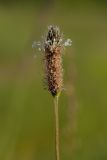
[0,0,107,160]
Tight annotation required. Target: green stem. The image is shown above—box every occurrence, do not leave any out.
[54,95,60,160]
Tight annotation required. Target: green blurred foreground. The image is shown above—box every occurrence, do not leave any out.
[0,1,107,160]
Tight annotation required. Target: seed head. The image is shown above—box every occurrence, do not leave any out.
[32,25,72,97]
[44,25,63,97]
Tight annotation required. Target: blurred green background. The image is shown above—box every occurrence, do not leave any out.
[0,0,107,160]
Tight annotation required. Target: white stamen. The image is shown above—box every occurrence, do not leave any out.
[64,39,72,46]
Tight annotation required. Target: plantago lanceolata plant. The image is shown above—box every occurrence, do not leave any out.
[32,25,72,160]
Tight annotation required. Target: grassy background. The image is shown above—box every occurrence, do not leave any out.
[0,1,107,160]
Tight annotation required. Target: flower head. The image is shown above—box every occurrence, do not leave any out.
[44,25,63,96]
[32,25,72,96]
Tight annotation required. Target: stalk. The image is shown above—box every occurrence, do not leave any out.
[54,95,60,160]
